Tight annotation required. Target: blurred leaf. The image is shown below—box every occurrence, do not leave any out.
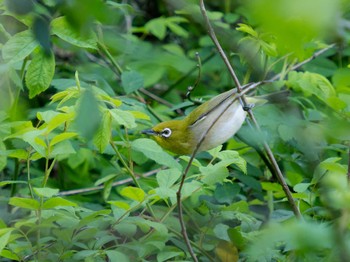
[2,30,38,63]
[156,168,181,188]
[5,0,34,15]
[215,240,239,262]
[120,186,145,202]
[75,88,101,140]
[93,110,111,153]
[50,132,77,146]
[110,109,136,129]
[145,17,166,40]
[0,230,12,254]
[25,48,55,98]
[9,197,40,210]
[121,70,144,94]
[131,139,182,170]
[33,187,59,198]
[32,16,51,55]
[43,197,78,208]
[51,16,97,49]
[105,250,130,262]
[0,140,6,171]
[214,183,240,204]
[236,23,258,37]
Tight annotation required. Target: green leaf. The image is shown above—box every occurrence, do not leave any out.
[25,49,55,98]
[0,230,13,254]
[0,180,27,187]
[121,70,144,94]
[0,140,6,171]
[9,197,40,210]
[93,110,112,153]
[51,16,97,49]
[2,30,38,63]
[166,21,188,38]
[50,132,78,146]
[33,187,59,198]
[45,112,75,134]
[110,109,136,129]
[43,197,77,209]
[216,150,247,174]
[75,88,101,140]
[293,183,311,193]
[131,138,182,170]
[200,164,229,185]
[145,17,167,40]
[214,182,240,204]
[50,140,76,157]
[236,23,258,37]
[105,250,130,262]
[120,186,145,202]
[156,168,181,188]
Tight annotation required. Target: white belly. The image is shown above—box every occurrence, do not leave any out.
[191,100,247,152]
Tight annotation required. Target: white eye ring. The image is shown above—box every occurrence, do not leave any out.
[161,128,172,138]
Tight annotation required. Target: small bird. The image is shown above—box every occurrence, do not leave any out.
[142,88,283,155]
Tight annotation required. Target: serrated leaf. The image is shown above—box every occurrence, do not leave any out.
[33,187,59,198]
[214,183,240,204]
[50,132,77,146]
[43,197,77,209]
[45,112,75,134]
[200,164,229,185]
[51,17,97,49]
[120,186,145,202]
[93,110,112,153]
[9,197,40,210]
[121,71,144,94]
[50,140,76,157]
[131,138,182,170]
[25,49,55,98]
[216,150,247,174]
[156,168,182,188]
[110,109,136,129]
[2,30,38,63]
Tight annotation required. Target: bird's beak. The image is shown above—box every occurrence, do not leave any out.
[141,129,157,136]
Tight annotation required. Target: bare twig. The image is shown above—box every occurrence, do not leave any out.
[198,0,302,219]
[269,43,336,82]
[58,168,160,196]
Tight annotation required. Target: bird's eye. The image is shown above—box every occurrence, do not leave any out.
[161,128,172,138]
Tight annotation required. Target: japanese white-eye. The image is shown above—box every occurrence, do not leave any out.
[142,88,276,155]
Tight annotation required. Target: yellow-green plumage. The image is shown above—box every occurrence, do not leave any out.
[142,89,267,155]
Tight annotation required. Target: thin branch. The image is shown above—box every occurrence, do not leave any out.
[198,0,302,219]
[269,43,336,82]
[58,168,160,196]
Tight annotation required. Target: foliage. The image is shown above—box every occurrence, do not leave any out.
[0,0,350,261]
